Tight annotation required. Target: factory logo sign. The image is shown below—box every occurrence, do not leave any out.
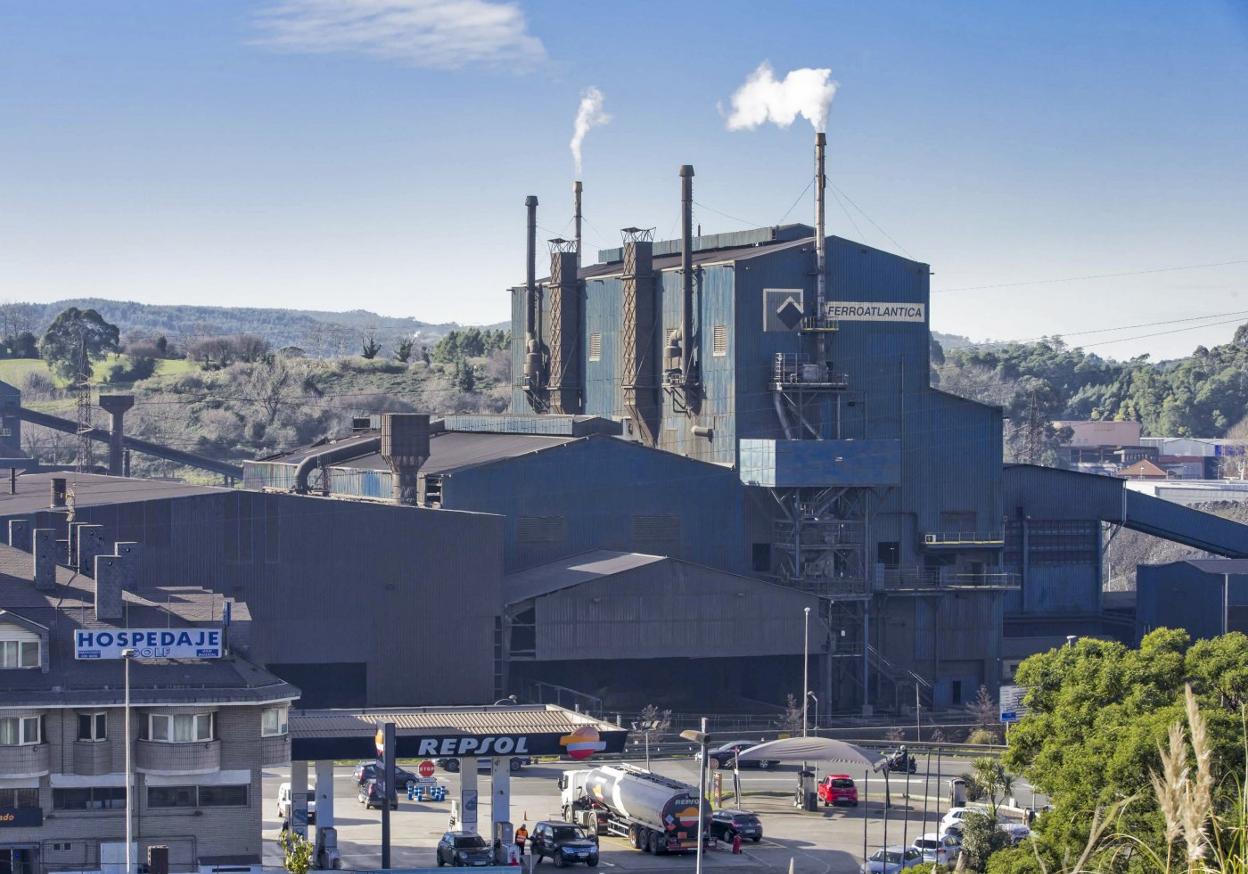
[74,628,223,660]
[560,726,607,760]
[824,301,926,323]
[763,289,805,332]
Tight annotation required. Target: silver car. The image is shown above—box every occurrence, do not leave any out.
[913,833,961,865]
[861,846,923,874]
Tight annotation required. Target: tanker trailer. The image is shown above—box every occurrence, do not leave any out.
[558,764,710,855]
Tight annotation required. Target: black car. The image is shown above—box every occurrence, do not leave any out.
[702,740,779,770]
[710,810,763,843]
[436,831,493,867]
[530,820,599,867]
[353,760,418,788]
[357,778,398,810]
[437,756,531,774]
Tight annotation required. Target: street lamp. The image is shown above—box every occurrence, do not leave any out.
[808,692,819,733]
[122,648,135,874]
[802,607,811,737]
[493,695,518,706]
[679,720,710,874]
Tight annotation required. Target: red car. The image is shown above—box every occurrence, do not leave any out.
[818,774,859,806]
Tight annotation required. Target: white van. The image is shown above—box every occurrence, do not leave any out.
[277,782,317,823]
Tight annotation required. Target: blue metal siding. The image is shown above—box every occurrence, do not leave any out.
[582,278,624,421]
[739,438,901,488]
[1137,563,1248,642]
[440,435,748,574]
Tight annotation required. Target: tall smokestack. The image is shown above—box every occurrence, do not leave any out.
[680,164,695,385]
[573,181,583,267]
[525,195,538,341]
[815,132,827,358]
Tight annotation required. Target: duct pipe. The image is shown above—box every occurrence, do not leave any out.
[293,436,381,494]
[573,181,583,267]
[815,133,827,360]
[680,164,695,384]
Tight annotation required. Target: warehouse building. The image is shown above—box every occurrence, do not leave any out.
[0,470,503,708]
[1136,559,1248,642]
[0,540,297,872]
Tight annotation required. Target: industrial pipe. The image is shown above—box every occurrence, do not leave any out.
[293,436,381,494]
[680,164,695,385]
[525,195,539,342]
[574,181,583,267]
[815,133,827,360]
[98,394,134,477]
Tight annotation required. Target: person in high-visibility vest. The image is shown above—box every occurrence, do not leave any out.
[514,823,528,856]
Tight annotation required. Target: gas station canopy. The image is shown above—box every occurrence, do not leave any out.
[289,704,629,761]
[735,736,886,770]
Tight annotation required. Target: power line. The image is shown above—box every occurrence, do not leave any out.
[935,258,1248,294]
[828,182,914,259]
[691,200,760,230]
[777,179,814,226]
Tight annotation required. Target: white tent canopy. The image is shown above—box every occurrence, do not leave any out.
[734,737,886,771]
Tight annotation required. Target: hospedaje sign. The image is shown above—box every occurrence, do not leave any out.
[74,628,223,660]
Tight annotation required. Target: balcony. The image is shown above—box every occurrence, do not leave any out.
[0,743,49,778]
[875,568,1020,592]
[135,739,220,775]
[73,740,113,775]
[923,531,1005,548]
[260,734,291,768]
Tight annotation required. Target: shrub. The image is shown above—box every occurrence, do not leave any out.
[967,728,1001,745]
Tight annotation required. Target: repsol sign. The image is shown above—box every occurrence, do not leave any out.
[74,628,223,660]
[414,735,532,757]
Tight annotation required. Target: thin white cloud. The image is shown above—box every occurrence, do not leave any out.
[253,0,548,71]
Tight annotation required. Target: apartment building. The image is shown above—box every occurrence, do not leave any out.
[0,538,297,874]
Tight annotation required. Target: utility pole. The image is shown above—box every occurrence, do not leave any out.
[802,607,811,737]
[915,682,921,743]
[75,334,92,473]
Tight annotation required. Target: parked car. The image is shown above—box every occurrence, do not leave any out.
[435,831,493,867]
[357,778,398,810]
[710,810,763,843]
[276,782,316,823]
[940,806,974,835]
[529,820,600,867]
[437,756,530,773]
[999,823,1032,845]
[695,740,779,770]
[818,774,859,806]
[353,760,419,788]
[913,832,961,865]
[861,846,923,874]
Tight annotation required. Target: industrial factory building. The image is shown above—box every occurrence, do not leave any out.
[6,148,1248,719]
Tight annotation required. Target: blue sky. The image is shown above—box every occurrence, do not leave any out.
[2,0,1246,359]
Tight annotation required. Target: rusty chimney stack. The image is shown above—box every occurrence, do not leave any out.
[380,413,430,506]
[98,394,135,477]
[814,132,827,359]
[573,181,583,267]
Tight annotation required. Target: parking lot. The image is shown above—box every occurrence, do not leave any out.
[262,754,1038,872]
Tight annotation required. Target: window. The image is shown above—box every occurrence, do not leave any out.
[0,640,39,669]
[198,785,247,807]
[147,785,196,808]
[78,712,107,742]
[876,541,900,568]
[261,706,288,737]
[0,788,39,809]
[712,324,728,357]
[147,785,246,808]
[588,333,602,362]
[53,787,125,810]
[0,716,41,746]
[148,713,213,743]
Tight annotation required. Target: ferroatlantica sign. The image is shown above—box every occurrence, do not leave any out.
[74,628,223,660]
[824,301,926,323]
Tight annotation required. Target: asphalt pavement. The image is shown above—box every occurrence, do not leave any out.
[262,756,1043,873]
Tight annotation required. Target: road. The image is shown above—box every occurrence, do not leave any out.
[262,756,1044,872]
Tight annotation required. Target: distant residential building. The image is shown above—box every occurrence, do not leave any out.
[1120,458,1170,480]
[1053,420,1148,466]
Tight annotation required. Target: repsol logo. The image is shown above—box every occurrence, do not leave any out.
[414,736,531,757]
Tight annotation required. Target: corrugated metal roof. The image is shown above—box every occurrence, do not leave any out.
[289,704,621,739]
[0,471,223,517]
[1184,559,1248,574]
[578,237,811,281]
[0,543,296,707]
[504,550,667,603]
[258,431,579,476]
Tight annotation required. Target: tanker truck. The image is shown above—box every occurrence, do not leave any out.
[557,764,711,855]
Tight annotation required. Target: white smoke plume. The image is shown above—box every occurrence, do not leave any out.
[724,62,838,132]
[570,86,610,176]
